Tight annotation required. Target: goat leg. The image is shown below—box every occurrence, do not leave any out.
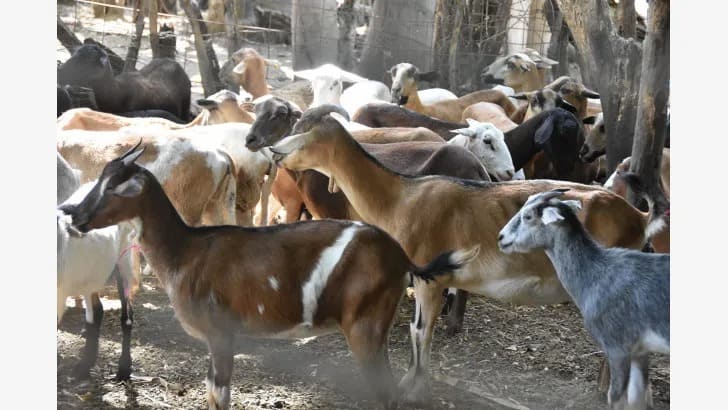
[444,289,468,336]
[113,266,133,381]
[73,292,104,380]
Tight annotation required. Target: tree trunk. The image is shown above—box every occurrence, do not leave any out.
[618,0,637,39]
[124,0,146,72]
[543,0,569,78]
[560,0,643,172]
[358,0,436,81]
[336,0,355,70]
[447,2,464,89]
[628,0,669,206]
[291,0,338,70]
[225,0,245,55]
[149,0,160,58]
[181,0,224,96]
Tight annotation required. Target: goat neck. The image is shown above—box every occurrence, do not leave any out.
[315,132,404,228]
[503,124,538,170]
[542,216,603,308]
[132,171,192,286]
[402,85,426,113]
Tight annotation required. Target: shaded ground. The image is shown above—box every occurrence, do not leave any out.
[58,275,669,409]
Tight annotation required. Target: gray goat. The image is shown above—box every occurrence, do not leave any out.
[497,189,669,409]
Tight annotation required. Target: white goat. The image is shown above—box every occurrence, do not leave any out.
[57,180,137,381]
[340,80,392,118]
[448,119,516,181]
[498,189,669,410]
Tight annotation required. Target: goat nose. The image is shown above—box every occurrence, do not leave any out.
[246,134,257,144]
[497,234,504,242]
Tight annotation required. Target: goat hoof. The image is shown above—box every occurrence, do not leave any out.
[114,369,132,382]
[444,322,462,337]
[398,374,430,406]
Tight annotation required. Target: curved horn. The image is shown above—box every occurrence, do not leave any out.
[119,138,143,161]
[539,188,570,203]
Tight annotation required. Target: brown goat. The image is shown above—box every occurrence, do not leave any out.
[544,76,601,120]
[269,114,648,404]
[352,103,465,140]
[62,142,477,409]
[461,102,518,132]
[389,63,517,123]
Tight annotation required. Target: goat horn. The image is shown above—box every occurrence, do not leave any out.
[540,188,569,202]
[119,138,143,161]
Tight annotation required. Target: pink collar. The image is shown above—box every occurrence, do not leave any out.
[118,243,142,263]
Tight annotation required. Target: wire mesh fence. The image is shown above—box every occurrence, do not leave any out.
[58,0,560,96]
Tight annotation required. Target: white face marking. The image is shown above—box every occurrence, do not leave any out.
[84,297,94,324]
[391,63,416,92]
[310,74,342,107]
[268,276,280,291]
[257,304,265,315]
[301,226,359,326]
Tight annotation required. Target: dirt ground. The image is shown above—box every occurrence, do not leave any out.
[57,4,669,409]
[57,274,669,410]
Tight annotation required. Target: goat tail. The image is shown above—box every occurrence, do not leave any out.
[410,245,480,284]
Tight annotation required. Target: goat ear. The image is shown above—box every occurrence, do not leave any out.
[582,116,597,125]
[114,176,145,198]
[580,88,600,99]
[512,93,529,100]
[540,206,564,225]
[451,128,472,136]
[561,200,582,214]
[465,118,480,127]
[414,70,439,83]
[534,116,555,146]
[517,62,531,72]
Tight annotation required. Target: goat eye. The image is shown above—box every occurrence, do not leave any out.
[524,214,532,221]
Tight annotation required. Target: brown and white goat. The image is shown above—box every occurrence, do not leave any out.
[604,149,671,201]
[268,113,648,403]
[544,76,601,120]
[612,171,670,254]
[389,63,517,123]
[62,142,478,410]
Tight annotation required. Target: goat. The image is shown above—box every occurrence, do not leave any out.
[498,189,668,409]
[544,76,601,120]
[57,129,238,227]
[603,150,671,201]
[62,141,478,410]
[58,85,72,117]
[512,87,579,122]
[57,181,137,382]
[579,112,606,162]
[248,103,487,224]
[340,80,392,118]
[58,43,191,120]
[389,63,517,123]
[268,113,649,403]
[481,51,556,93]
[461,102,518,132]
[612,172,670,254]
[58,152,81,205]
[448,119,516,182]
[352,103,465,140]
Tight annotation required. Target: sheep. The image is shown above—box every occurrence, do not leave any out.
[498,189,669,409]
[267,113,650,402]
[57,43,191,120]
[57,181,138,381]
[352,103,466,140]
[389,63,517,123]
[62,141,478,409]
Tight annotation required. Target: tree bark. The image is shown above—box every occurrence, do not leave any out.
[447,2,464,89]
[181,0,224,96]
[225,0,245,55]
[336,0,356,70]
[149,0,160,58]
[124,0,146,72]
[543,0,569,78]
[560,0,643,172]
[618,0,637,39]
[628,0,669,206]
[292,0,338,70]
[358,0,436,81]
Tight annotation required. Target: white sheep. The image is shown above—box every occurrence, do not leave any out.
[498,189,669,409]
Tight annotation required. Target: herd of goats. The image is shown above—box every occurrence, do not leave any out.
[56,43,670,409]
